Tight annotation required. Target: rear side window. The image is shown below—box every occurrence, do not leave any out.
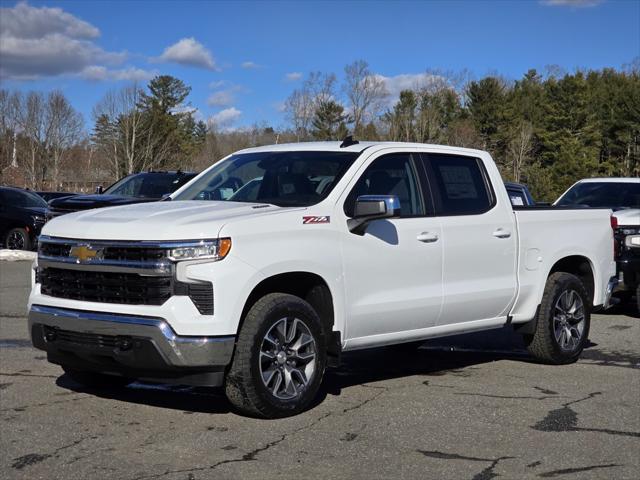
[425,154,494,216]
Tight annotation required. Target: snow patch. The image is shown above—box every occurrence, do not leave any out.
[0,250,37,261]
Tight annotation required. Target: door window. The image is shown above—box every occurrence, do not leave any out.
[344,153,425,217]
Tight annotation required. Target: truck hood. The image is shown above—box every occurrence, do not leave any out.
[49,194,157,211]
[42,201,283,240]
[613,208,640,227]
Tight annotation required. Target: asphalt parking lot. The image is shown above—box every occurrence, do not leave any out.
[1,260,638,480]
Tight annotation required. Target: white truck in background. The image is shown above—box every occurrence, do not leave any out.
[29,141,617,418]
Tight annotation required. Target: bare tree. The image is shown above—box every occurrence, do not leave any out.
[118,85,145,174]
[508,121,534,182]
[45,91,84,189]
[18,92,47,188]
[284,89,314,141]
[0,90,20,173]
[284,72,337,141]
[343,60,388,136]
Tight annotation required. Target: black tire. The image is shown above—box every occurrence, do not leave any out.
[4,227,31,250]
[224,293,327,418]
[62,367,133,389]
[636,284,640,314]
[526,272,591,365]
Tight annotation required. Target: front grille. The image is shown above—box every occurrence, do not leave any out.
[40,242,71,257]
[40,268,172,306]
[39,241,168,263]
[102,247,167,262]
[46,326,118,349]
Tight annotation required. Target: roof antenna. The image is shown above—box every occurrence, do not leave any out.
[340,135,359,148]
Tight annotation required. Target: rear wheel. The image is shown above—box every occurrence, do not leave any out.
[62,367,133,389]
[526,272,590,364]
[5,228,30,250]
[224,293,327,418]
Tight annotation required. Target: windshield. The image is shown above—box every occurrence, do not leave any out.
[556,182,640,209]
[174,151,360,207]
[106,173,195,198]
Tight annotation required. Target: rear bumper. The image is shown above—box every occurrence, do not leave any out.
[615,253,640,291]
[29,305,235,386]
[604,276,619,310]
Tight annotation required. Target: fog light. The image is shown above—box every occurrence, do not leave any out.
[44,330,57,342]
[116,337,133,351]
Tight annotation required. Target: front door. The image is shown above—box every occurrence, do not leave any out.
[339,152,443,343]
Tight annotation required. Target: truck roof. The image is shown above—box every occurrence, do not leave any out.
[235,141,488,157]
[575,177,640,184]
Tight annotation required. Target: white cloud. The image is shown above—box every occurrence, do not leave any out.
[241,61,260,69]
[206,83,247,107]
[373,73,441,102]
[208,107,242,128]
[207,90,235,107]
[156,37,215,69]
[285,72,302,81]
[0,1,99,39]
[0,2,126,79]
[81,66,157,82]
[540,0,603,7]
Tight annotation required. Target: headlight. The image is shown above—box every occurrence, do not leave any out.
[626,235,640,248]
[168,238,232,261]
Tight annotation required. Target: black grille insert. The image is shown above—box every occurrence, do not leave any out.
[40,268,172,306]
[46,326,118,349]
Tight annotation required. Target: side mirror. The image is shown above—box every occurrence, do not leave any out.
[95,186,104,194]
[347,195,401,235]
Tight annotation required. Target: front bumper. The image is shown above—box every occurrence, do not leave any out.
[29,305,235,386]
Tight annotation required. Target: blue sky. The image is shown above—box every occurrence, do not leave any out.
[1,0,638,130]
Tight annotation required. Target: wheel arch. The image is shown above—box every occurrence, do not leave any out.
[238,271,339,358]
[547,255,595,306]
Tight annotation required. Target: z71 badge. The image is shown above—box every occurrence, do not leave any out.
[302,216,330,224]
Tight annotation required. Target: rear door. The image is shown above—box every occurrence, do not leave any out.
[339,151,443,343]
[421,153,517,325]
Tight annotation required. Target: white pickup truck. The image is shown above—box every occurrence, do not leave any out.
[29,141,617,418]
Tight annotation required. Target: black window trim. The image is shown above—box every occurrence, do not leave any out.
[420,152,497,217]
[343,151,434,219]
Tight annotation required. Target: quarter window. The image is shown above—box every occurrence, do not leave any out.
[344,153,425,217]
[426,154,494,215]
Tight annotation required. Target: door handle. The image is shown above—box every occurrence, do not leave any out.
[492,228,511,239]
[417,232,439,243]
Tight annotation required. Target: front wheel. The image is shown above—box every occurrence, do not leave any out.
[5,227,31,250]
[525,272,591,364]
[224,293,327,418]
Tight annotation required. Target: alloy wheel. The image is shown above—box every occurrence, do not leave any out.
[553,289,585,352]
[7,231,26,250]
[259,317,317,400]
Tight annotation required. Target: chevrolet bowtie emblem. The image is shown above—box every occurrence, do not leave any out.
[69,245,101,263]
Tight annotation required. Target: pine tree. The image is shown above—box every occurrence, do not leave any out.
[311,100,350,140]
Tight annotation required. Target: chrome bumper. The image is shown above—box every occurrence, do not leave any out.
[28,305,235,368]
[603,276,619,310]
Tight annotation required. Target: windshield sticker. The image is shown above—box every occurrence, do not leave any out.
[303,216,330,224]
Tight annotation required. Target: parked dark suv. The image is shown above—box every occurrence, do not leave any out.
[0,187,49,250]
[48,171,197,219]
